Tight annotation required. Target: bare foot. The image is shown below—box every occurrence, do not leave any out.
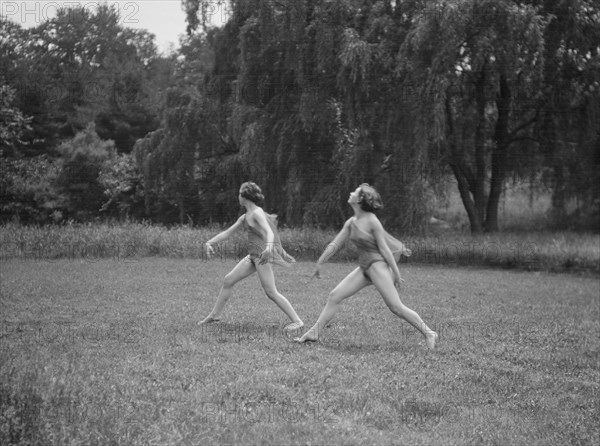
[294,330,318,343]
[284,321,304,331]
[198,316,220,325]
[425,331,438,350]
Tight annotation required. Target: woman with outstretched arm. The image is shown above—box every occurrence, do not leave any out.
[295,183,437,349]
[200,182,303,331]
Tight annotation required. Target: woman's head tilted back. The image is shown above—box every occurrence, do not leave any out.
[239,182,265,204]
[358,183,383,213]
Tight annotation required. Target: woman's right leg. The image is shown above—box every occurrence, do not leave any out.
[199,256,256,324]
[255,262,303,327]
[296,268,370,342]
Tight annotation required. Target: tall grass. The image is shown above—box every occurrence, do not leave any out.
[1,221,598,274]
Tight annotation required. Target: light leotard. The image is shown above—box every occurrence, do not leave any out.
[244,213,295,267]
[349,217,411,280]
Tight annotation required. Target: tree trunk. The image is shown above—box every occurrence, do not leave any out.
[473,67,488,229]
[450,161,483,234]
[552,162,568,225]
[445,95,483,234]
[485,75,511,232]
[179,197,186,225]
[144,190,151,217]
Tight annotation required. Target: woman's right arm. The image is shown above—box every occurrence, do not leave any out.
[205,215,245,255]
[311,218,352,278]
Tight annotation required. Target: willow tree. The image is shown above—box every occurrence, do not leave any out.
[183,0,349,226]
[333,0,436,232]
[401,0,548,233]
[531,0,600,227]
[182,0,437,230]
[131,30,223,224]
[133,87,216,224]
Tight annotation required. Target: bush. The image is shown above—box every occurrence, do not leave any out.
[0,155,65,224]
[55,123,116,221]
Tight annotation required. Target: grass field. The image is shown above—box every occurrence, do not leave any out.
[1,257,598,445]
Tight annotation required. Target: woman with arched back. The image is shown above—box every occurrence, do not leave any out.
[295,184,437,349]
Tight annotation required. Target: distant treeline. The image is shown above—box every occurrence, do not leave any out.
[1,0,598,233]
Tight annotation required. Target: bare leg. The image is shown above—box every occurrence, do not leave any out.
[367,262,438,349]
[296,268,370,342]
[255,262,303,328]
[199,256,256,324]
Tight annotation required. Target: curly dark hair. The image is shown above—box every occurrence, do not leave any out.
[358,183,383,213]
[239,182,265,204]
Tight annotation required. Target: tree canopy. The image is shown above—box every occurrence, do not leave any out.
[2,0,598,231]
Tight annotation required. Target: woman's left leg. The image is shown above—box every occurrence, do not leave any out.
[367,262,438,349]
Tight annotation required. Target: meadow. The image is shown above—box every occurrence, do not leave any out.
[1,184,599,445]
[1,257,598,445]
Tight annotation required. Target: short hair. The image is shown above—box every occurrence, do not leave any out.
[240,182,264,204]
[358,183,383,213]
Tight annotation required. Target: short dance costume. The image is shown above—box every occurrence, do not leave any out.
[349,217,412,280]
[244,213,296,267]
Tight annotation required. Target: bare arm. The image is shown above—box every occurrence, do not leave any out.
[309,218,352,279]
[252,209,275,245]
[205,215,245,256]
[253,210,278,264]
[316,218,352,265]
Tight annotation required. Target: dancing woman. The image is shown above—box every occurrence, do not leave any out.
[199,182,303,330]
[295,184,438,349]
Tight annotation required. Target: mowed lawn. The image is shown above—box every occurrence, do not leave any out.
[1,258,598,445]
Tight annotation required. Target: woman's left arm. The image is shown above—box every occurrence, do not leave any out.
[371,217,404,286]
[254,210,276,264]
[253,210,275,243]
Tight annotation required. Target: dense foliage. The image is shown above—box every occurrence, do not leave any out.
[1,0,598,232]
